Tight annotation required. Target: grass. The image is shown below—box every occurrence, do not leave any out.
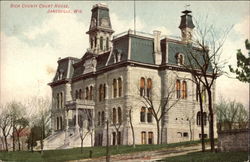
[0,140,204,162]
[160,151,248,162]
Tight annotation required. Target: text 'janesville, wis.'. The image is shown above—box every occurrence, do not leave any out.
[10,3,82,14]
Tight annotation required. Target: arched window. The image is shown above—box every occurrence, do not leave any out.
[56,117,59,130]
[95,37,97,47]
[140,77,145,96]
[79,89,82,100]
[103,84,106,99]
[180,54,184,65]
[148,132,153,144]
[60,92,63,108]
[106,37,109,50]
[112,132,116,145]
[117,131,121,145]
[203,112,207,126]
[98,112,101,126]
[113,79,117,98]
[141,131,146,144]
[197,111,201,125]
[147,108,153,123]
[118,78,122,97]
[112,108,117,124]
[99,84,103,102]
[177,53,184,65]
[75,90,79,100]
[100,37,103,50]
[118,107,122,124]
[90,86,93,100]
[182,81,187,99]
[85,87,89,100]
[147,78,152,97]
[140,107,146,122]
[101,111,105,126]
[57,93,59,109]
[176,80,181,99]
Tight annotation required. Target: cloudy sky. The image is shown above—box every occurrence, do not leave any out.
[0,1,249,108]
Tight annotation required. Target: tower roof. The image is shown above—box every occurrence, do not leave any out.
[179,10,195,29]
[86,3,114,34]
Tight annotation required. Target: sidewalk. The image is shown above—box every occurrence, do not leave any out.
[74,144,205,162]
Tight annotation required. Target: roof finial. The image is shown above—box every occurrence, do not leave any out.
[184,4,190,10]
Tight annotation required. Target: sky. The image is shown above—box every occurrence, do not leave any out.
[0,1,249,108]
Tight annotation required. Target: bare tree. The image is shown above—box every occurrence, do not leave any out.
[140,80,180,144]
[0,105,12,151]
[15,117,29,151]
[216,98,248,131]
[176,16,232,151]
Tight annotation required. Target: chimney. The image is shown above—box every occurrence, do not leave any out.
[179,10,195,43]
[153,30,162,65]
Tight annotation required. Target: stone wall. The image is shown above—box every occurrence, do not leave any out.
[218,129,248,152]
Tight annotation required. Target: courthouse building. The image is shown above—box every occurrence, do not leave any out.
[46,3,215,149]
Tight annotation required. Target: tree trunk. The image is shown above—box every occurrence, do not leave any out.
[81,139,83,153]
[17,133,21,151]
[197,83,205,152]
[4,135,8,152]
[156,120,160,145]
[129,110,135,148]
[12,126,15,151]
[207,89,215,152]
[106,120,110,162]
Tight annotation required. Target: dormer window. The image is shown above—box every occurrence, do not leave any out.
[176,53,184,65]
[113,49,122,63]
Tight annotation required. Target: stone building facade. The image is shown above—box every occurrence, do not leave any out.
[46,3,216,149]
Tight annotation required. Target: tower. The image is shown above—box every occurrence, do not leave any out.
[179,10,195,43]
[86,3,114,54]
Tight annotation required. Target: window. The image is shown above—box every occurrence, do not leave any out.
[91,38,94,48]
[147,108,153,123]
[141,132,146,144]
[79,89,82,100]
[85,87,89,100]
[101,111,105,126]
[140,77,145,96]
[183,132,188,137]
[56,117,59,130]
[199,134,208,138]
[118,107,122,124]
[118,78,122,97]
[95,37,97,47]
[117,131,121,145]
[75,90,78,100]
[140,107,146,122]
[176,80,181,99]
[112,108,117,124]
[148,132,153,144]
[100,37,103,50]
[57,93,59,109]
[113,79,117,98]
[197,111,201,125]
[112,132,116,145]
[147,78,152,97]
[90,86,93,100]
[182,81,187,99]
[60,92,63,109]
[176,53,184,65]
[106,37,109,50]
[99,84,103,102]
[98,112,101,126]
[103,84,106,99]
[97,133,103,146]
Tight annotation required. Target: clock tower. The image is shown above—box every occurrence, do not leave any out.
[86,3,114,54]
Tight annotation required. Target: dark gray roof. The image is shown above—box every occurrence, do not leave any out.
[179,10,195,29]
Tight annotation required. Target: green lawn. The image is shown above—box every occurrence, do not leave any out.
[0,140,203,162]
[160,151,248,162]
